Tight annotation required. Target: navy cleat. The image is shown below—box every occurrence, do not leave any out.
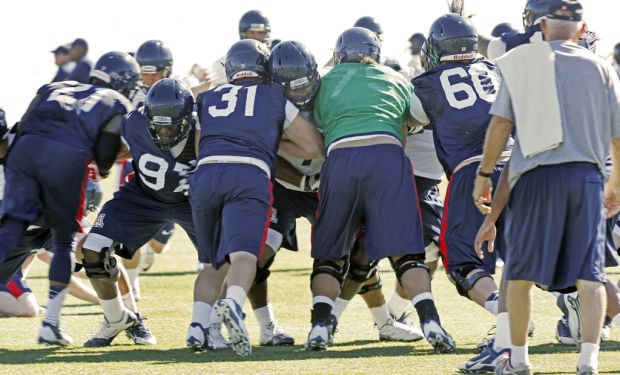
[304,322,333,351]
[557,292,581,343]
[422,319,456,353]
[459,344,509,373]
[126,313,156,345]
[84,311,137,347]
[38,321,73,346]
[260,321,295,346]
[214,298,251,356]
[186,322,209,351]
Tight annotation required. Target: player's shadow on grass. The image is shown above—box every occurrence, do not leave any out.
[0,343,449,365]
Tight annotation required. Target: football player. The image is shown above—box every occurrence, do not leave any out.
[0,51,139,346]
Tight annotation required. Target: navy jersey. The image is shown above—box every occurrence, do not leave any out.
[196,82,287,176]
[501,24,543,52]
[21,81,132,158]
[121,109,196,204]
[412,58,501,176]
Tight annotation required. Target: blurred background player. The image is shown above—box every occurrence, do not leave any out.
[50,44,74,83]
[66,38,92,83]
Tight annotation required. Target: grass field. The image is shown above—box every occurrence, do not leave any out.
[1,217,620,375]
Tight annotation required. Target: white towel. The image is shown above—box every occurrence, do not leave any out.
[496,42,563,158]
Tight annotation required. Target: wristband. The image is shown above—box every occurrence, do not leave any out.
[477,168,492,178]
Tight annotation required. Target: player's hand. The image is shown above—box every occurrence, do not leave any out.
[179,178,190,196]
[474,217,497,259]
[604,182,620,218]
[178,160,197,177]
[472,175,493,214]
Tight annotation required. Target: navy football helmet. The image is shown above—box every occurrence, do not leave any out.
[333,27,381,65]
[522,0,549,31]
[225,39,271,83]
[409,32,426,55]
[89,51,140,98]
[135,40,173,77]
[144,78,193,150]
[238,10,271,40]
[269,40,320,110]
[491,22,518,37]
[422,14,478,71]
[353,16,383,42]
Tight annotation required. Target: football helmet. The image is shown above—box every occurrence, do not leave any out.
[522,0,549,31]
[225,39,271,83]
[421,13,478,71]
[491,22,518,37]
[238,10,271,41]
[333,27,381,65]
[353,16,383,42]
[614,43,620,65]
[144,78,193,150]
[135,40,173,77]
[409,33,426,55]
[269,40,320,110]
[89,51,140,98]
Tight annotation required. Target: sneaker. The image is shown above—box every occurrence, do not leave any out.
[186,322,209,351]
[459,345,509,373]
[477,337,494,354]
[304,322,333,351]
[601,316,612,340]
[84,311,138,347]
[556,317,577,345]
[208,323,230,349]
[528,320,535,338]
[494,353,532,375]
[214,298,251,356]
[125,313,156,345]
[260,321,295,346]
[38,321,73,346]
[557,292,581,342]
[576,365,599,375]
[422,319,456,353]
[379,318,424,342]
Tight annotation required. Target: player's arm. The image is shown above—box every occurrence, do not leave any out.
[282,102,324,159]
[409,87,430,128]
[94,115,123,178]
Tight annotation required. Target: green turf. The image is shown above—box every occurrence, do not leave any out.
[1,221,619,374]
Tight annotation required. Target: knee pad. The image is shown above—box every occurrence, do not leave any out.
[389,253,429,285]
[358,274,382,295]
[347,257,379,284]
[254,255,276,285]
[83,245,120,279]
[450,266,493,298]
[310,259,347,286]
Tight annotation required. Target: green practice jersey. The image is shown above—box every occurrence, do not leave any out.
[313,62,413,147]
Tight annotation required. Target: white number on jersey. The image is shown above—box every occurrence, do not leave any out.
[138,153,187,192]
[208,84,257,118]
[439,64,499,110]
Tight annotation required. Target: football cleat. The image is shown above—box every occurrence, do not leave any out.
[556,317,577,345]
[208,322,231,349]
[260,321,295,346]
[304,322,333,351]
[557,292,581,343]
[459,345,509,373]
[422,319,456,353]
[494,353,533,374]
[186,322,210,351]
[38,321,73,346]
[139,246,156,272]
[84,311,138,347]
[214,298,251,356]
[378,318,424,342]
[125,313,156,345]
[601,315,612,340]
[576,365,599,375]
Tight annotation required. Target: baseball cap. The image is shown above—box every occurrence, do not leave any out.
[546,0,583,22]
[71,38,88,49]
[51,44,70,55]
